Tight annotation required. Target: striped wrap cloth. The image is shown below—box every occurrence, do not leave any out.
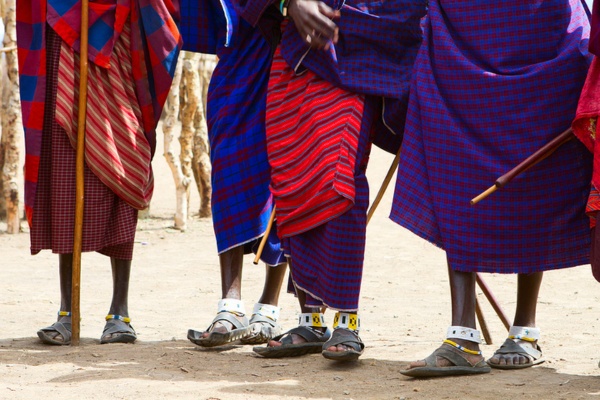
[17,0,182,223]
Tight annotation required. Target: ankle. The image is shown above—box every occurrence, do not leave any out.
[252,303,280,321]
[298,311,327,332]
[508,326,540,343]
[333,312,360,334]
[446,326,481,353]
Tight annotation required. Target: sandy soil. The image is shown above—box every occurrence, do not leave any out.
[1,137,600,399]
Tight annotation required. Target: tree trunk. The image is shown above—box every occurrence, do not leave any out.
[162,53,189,230]
[1,1,20,233]
[192,54,213,218]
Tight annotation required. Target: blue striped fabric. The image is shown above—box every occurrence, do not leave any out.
[187,0,282,262]
[391,0,593,273]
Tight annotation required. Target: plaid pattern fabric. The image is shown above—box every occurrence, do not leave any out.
[279,85,378,313]
[267,46,366,238]
[222,0,425,154]
[17,0,182,225]
[32,29,137,260]
[179,0,219,54]
[391,0,593,274]
[205,5,282,259]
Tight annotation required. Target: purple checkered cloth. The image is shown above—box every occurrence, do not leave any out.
[181,0,284,264]
[231,0,426,154]
[391,0,593,273]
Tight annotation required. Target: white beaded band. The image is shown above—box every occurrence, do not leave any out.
[446,326,481,344]
[298,312,326,328]
[217,298,246,316]
[252,303,280,321]
[333,312,360,333]
[508,326,540,342]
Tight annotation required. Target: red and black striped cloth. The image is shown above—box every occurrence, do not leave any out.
[32,28,137,259]
[266,48,376,311]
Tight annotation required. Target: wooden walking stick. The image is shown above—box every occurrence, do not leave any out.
[475,298,492,344]
[367,148,401,224]
[471,128,574,205]
[71,0,90,346]
[253,206,276,265]
[476,274,510,330]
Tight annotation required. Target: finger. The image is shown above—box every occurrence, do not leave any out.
[304,13,338,43]
[317,2,339,19]
[305,31,330,49]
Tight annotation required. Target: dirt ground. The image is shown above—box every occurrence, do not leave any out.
[1,137,600,399]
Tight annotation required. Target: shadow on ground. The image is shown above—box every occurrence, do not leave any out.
[1,338,599,399]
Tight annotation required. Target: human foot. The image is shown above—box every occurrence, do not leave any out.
[253,312,330,357]
[188,299,251,347]
[487,326,543,369]
[401,341,490,377]
[240,303,283,345]
[37,311,72,345]
[100,315,137,344]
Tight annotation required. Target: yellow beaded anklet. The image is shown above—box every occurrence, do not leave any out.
[508,335,537,342]
[443,339,482,355]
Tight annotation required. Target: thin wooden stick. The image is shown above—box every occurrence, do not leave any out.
[71,0,90,346]
[253,206,276,265]
[475,297,492,345]
[0,45,16,53]
[476,273,510,330]
[366,147,401,224]
[471,128,574,205]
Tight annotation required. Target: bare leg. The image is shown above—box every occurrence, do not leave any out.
[407,265,483,370]
[201,245,244,337]
[488,272,543,367]
[41,254,73,342]
[267,260,327,348]
[101,258,133,342]
[257,262,287,306]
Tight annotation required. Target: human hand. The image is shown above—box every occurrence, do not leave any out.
[287,0,340,50]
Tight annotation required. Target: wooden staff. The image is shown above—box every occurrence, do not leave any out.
[366,147,401,224]
[476,274,510,330]
[253,206,276,265]
[471,128,574,205]
[71,0,90,346]
[475,298,492,344]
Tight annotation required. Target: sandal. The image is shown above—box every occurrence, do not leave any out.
[322,312,364,361]
[240,303,283,345]
[100,314,137,344]
[187,299,251,347]
[401,326,490,377]
[488,326,544,369]
[37,311,72,345]
[253,312,331,358]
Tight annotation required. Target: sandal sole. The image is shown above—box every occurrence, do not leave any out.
[188,327,252,348]
[100,333,137,344]
[322,349,363,362]
[488,359,544,370]
[253,343,323,358]
[401,365,491,377]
